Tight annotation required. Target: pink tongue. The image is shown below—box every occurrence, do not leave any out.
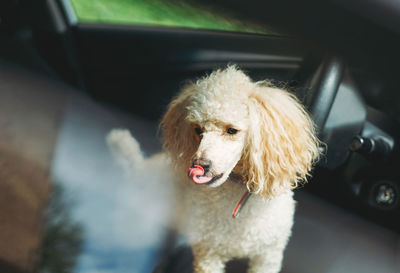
[188,165,213,184]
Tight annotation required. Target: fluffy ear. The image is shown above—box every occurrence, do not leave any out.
[242,85,321,197]
[159,85,197,172]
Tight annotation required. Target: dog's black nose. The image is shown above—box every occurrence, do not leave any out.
[193,158,212,172]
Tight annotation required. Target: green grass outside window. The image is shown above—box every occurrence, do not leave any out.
[70,0,276,35]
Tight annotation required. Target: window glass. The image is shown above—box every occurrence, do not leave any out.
[70,0,277,35]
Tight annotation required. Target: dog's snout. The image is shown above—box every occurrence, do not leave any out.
[193,158,212,172]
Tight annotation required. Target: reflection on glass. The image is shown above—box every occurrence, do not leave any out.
[38,184,83,273]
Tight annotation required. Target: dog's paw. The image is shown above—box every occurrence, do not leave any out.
[106,129,145,169]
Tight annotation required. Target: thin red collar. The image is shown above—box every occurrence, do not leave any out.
[232,190,251,218]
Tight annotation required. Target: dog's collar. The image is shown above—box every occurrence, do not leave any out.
[229,172,251,218]
[232,190,251,218]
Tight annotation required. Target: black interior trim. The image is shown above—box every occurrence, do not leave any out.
[71,23,316,119]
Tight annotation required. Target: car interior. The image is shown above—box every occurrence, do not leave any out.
[0,0,399,273]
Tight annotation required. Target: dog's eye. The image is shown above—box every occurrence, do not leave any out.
[194,127,203,135]
[226,128,238,135]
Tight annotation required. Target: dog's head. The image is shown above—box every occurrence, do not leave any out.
[160,66,320,197]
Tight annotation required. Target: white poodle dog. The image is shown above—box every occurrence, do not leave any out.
[108,66,320,273]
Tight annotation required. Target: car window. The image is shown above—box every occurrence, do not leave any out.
[69,0,278,35]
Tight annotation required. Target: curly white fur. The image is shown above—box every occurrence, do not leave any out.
[109,66,320,273]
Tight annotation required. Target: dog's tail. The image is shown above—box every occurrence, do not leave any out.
[106,129,145,171]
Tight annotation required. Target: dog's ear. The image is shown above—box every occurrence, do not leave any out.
[159,85,197,172]
[243,85,320,197]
